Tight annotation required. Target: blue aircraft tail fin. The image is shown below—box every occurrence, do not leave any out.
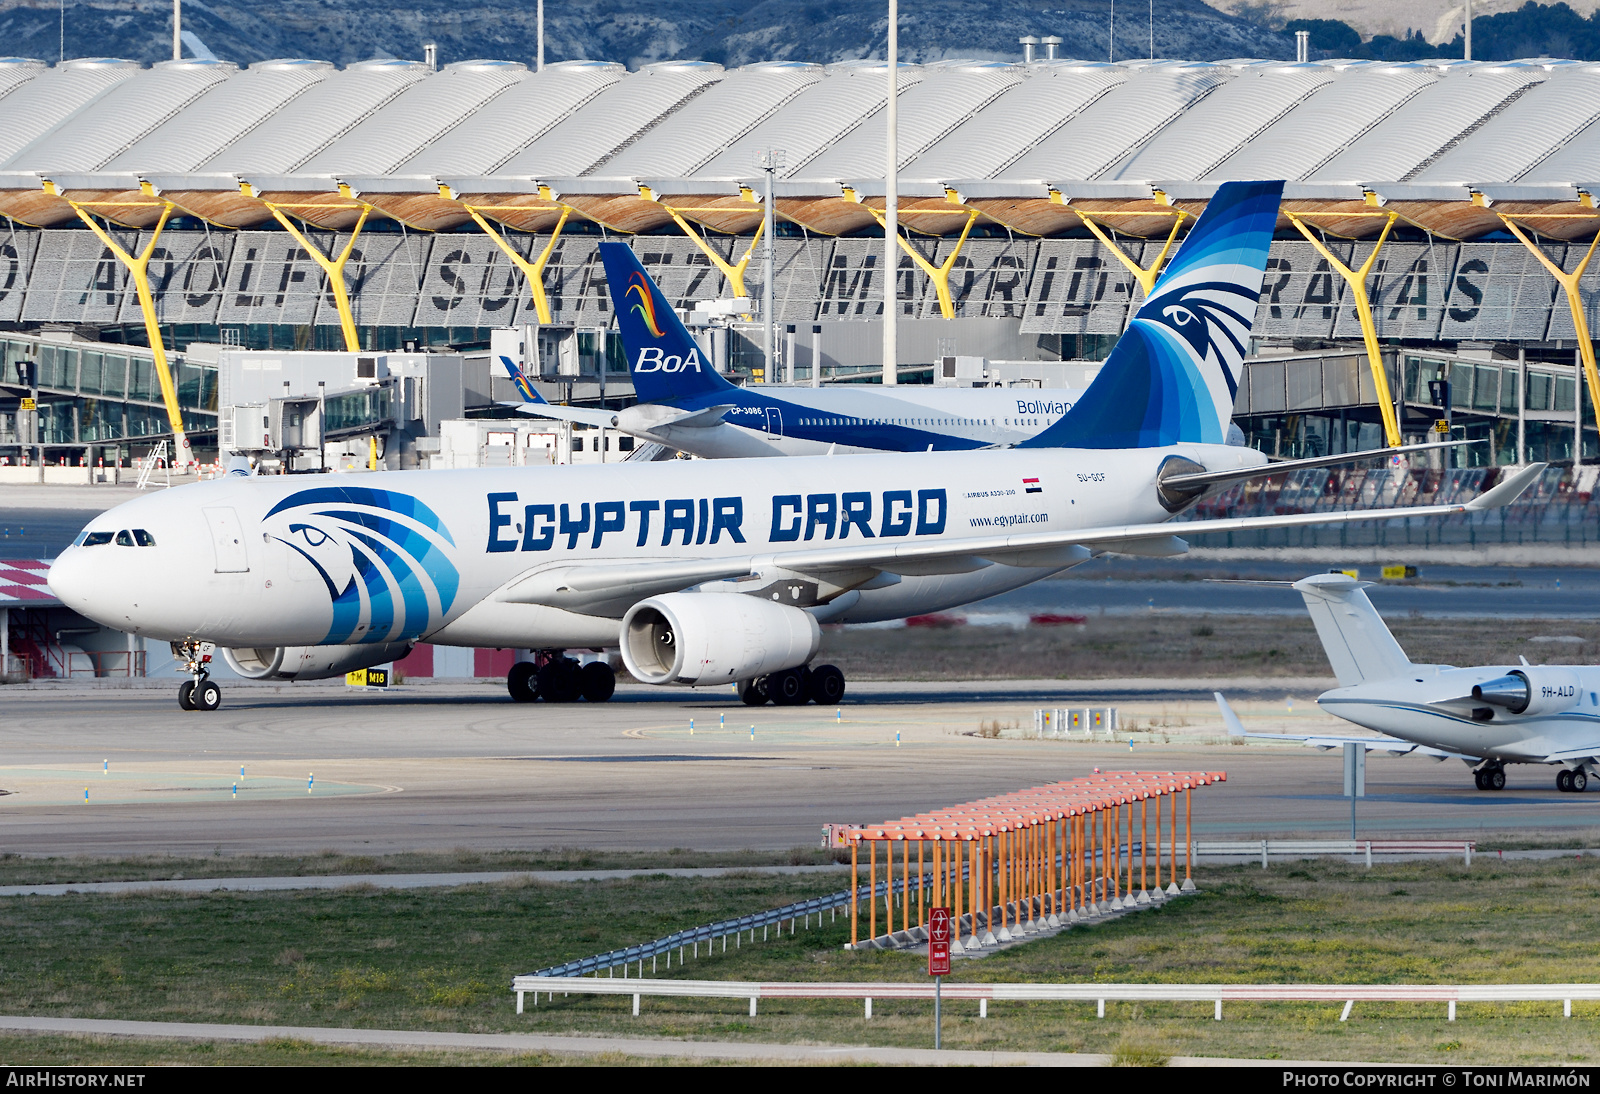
[1020,179,1284,450]
[497,354,547,403]
[599,241,740,403]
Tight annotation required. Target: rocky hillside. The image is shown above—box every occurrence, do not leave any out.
[0,0,1296,69]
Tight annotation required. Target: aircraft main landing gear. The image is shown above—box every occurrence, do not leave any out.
[506,652,614,703]
[174,640,221,712]
[1474,764,1506,791]
[738,664,847,707]
[1556,768,1588,793]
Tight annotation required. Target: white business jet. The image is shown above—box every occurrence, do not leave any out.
[47,181,1543,712]
[1216,572,1593,793]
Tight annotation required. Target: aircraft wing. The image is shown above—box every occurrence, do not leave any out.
[1214,693,1481,761]
[1539,746,1600,763]
[503,401,620,428]
[498,471,1543,616]
[1213,692,1421,751]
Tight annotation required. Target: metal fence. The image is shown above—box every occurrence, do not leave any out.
[521,876,897,981]
[1193,840,1475,868]
[512,975,1600,1022]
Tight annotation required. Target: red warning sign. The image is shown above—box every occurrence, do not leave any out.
[928,907,951,976]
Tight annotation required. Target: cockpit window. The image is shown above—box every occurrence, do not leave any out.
[133,529,156,547]
[115,530,134,546]
[81,532,113,547]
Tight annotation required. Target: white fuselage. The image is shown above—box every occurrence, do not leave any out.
[591,385,1085,460]
[1320,667,1600,764]
[708,385,1082,456]
[47,443,1260,654]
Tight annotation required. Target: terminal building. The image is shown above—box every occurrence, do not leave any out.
[0,52,1596,473]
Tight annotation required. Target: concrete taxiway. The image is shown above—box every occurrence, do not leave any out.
[2,680,1596,856]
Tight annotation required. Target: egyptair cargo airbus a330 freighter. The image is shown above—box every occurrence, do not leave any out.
[45,181,1544,712]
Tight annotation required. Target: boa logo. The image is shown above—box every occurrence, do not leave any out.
[634,347,705,374]
[624,271,667,337]
[264,487,460,645]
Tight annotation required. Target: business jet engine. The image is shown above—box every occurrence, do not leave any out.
[1472,668,1583,717]
[222,643,413,682]
[620,593,821,686]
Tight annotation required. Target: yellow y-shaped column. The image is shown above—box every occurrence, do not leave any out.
[863,204,981,319]
[52,182,189,461]
[1284,209,1404,447]
[456,187,573,325]
[250,184,372,353]
[1496,213,1600,437]
[643,185,766,303]
[1078,209,1189,297]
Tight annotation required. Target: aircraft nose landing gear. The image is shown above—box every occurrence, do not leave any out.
[174,640,221,712]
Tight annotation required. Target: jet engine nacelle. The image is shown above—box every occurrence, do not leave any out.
[222,643,412,682]
[620,592,821,687]
[1472,668,1582,716]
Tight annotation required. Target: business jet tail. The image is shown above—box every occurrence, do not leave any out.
[599,242,740,404]
[1292,572,1415,687]
[1022,179,1284,450]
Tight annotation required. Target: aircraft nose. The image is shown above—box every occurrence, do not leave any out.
[46,549,98,616]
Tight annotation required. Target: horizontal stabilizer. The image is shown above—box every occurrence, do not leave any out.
[654,404,736,430]
[509,402,619,428]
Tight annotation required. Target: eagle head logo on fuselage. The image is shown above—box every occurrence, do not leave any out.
[263,487,459,644]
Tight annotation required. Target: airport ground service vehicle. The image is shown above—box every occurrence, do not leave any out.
[45,181,1543,712]
[1217,572,1593,793]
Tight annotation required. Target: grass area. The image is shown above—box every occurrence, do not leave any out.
[0,1033,751,1066]
[1,857,1598,1064]
[0,848,844,887]
[816,613,1600,681]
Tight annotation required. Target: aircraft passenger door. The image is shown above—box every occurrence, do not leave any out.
[203,507,250,573]
[764,408,783,438]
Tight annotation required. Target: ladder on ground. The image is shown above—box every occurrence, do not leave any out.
[135,441,170,490]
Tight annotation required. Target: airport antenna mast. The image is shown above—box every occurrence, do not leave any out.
[756,148,784,385]
[883,0,898,386]
[537,0,545,70]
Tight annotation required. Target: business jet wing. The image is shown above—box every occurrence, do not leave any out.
[496,466,1545,616]
[1213,692,1422,751]
[1214,692,1481,760]
[1539,745,1600,764]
